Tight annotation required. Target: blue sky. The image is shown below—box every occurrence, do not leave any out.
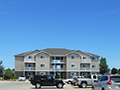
[0,0,120,69]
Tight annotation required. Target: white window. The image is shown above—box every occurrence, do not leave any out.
[40,55,45,59]
[71,64,76,68]
[83,56,87,59]
[82,73,88,76]
[28,56,33,59]
[71,56,76,59]
[27,72,33,76]
[92,65,96,68]
[40,64,45,67]
[40,72,46,75]
[28,64,33,67]
[92,73,97,75]
[71,72,76,76]
[82,65,88,68]
[92,57,96,60]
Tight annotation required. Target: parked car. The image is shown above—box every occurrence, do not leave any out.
[30,75,65,88]
[75,74,98,88]
[65,76,84,84]
[92,74,120,90]
[18,76,26,81]
[71,76,84,85]
[0,74,10,80]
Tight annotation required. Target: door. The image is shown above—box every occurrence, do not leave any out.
[41,76,47,86]
[47,75,55,86]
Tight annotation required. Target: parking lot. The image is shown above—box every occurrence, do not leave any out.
[0,80,91,90]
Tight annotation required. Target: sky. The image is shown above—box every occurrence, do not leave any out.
[0,0,120,69]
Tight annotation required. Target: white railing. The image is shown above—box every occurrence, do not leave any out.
[50,60,66,64]
[24,59,36,63]
[80,68,91,70]
[24,67,36,70]
[80,59,91,63]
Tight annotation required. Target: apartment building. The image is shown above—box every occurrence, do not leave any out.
[14,48,100,79]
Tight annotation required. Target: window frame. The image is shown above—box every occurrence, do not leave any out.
[40,55,45,59]
[82,65,88,68]
[71,56,76,59]
[71,64,76,68]
[92,65,96,68]
[28,56,33,59]
[40,64,46,67]
[83,56,87,59]
[71,72,76,76]
[92,57,96,60]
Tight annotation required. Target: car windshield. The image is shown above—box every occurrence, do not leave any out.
[20,76,25,77]
[111,76,120,82]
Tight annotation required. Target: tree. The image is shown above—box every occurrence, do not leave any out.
[118,69,120,74]
[0,61,4,75]
[111,68,118,74]
[5,68,14,79]
[99,57,109,74]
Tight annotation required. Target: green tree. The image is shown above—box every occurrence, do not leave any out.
[5,68,14,79]
[118,69,120,74]
[99,57,109,74]
[111,68,118,74]
[0,61,4,75]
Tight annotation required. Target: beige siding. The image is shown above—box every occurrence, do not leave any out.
[15,56,24,70]
[66,53,80,70]
[91,61,99,71]
[36,53,50,70]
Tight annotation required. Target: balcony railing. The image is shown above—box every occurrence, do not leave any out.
[80,68,91,71]
[24,59,36,63]
[50,68,66,71]
[50,60,66,64]
[80,59,91,63]
[24,67,36,70]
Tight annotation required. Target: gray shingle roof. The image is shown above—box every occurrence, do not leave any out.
[42,48,71,55]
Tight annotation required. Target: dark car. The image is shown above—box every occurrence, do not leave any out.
[30,75,65,89]
[0,74,10,80]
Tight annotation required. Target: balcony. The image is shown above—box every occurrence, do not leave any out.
[80,59,91,63]
[24,67,36,71]
[24,59,36,63]
[50,60,66,64]
[50,68,66,71]
[80,68,91,71]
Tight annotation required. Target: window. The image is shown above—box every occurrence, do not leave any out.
[92,65,96,68]
[71,73,76,76]
[28,64,33,67]
[47,76,52,80]
[92,73,97,75]
[40,72,46,75]
[82,73,88,76]
[83,57,87,59]
[28,56,33,59]
[92,57,96,60]
[40,56,45,59]
[101,76,108,81]
[83,65,88,68]
[71,56,76,59]
[71,64,76,68]
[40,64,45,67]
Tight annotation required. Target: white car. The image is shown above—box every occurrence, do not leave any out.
[65,76,84,84]
[18,76,26,81]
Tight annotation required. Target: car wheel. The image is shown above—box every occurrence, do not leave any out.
[81,82,87,88]
[35,83,41,88]
[57,83,63,88]
[68,81,71,84]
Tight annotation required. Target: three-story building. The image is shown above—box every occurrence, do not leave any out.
[14,48,100,79]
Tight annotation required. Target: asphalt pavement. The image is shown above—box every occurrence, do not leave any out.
[0,80,91,90]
